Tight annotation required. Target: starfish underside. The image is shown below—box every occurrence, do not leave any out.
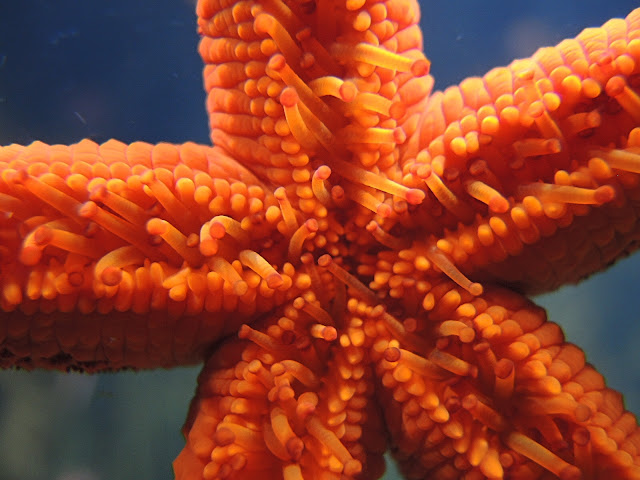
[2,1,640,479]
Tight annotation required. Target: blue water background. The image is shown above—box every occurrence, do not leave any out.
[0,1,639,479]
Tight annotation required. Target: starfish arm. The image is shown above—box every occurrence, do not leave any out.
[0,139,312,370]
[196,0,431,223]
[173,291,388,480]
[402,8,640,294]
[373,278,640,479]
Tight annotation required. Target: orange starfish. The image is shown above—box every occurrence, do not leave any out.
[2,1,640,479]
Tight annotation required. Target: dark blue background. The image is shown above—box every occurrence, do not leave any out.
[0,1,639,479]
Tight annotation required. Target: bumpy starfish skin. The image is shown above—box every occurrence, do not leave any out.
[2,0,640,479]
